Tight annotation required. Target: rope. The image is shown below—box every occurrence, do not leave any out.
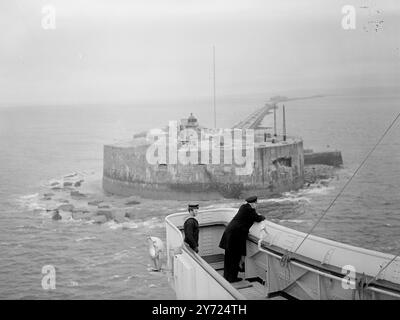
[279,251,292,281]
[280,251,292,268]
[366,254,400,288]
[292,111,400,255]
[357,273,368,300]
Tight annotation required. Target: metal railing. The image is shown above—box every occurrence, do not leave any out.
[165,209,245,300]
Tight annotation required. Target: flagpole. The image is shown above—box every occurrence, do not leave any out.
[213,45,216,128]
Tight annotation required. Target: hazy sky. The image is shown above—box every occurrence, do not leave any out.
[1,0,399,105]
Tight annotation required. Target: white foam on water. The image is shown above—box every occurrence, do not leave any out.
[104,221,121,230]
[64,172,78,178]
[104,217,165,231]
[118,219,163,230]
[202,203,240,210]
[39,210,55,218]
[147,222,165,229]
[17,193,45,211]
[124,275,136,282]
[104,220,139,230]
[59,211,73,220]
[113,250,129,261]
[279,219,305,224]
[279,183,335,199]
[121,221,139,229]
[141,218,165,229]
[76,236,97,242]
[67,280,79,287]
[19,193,39,200]
[260,196,311,204]
[301,185,335,196]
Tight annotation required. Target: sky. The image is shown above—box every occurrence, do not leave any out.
[0,0,399,106]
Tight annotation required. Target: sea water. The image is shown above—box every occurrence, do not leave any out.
[1,92,400,299]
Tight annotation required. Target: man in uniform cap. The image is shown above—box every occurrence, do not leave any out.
[219,196,265,282]
[245,195,257,203]
[184,204,200,253]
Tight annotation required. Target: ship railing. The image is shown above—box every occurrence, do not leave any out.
[166,208,400,300]
[165,209,245,300]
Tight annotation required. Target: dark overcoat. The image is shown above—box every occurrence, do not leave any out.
[219,203,265,256]
[184,217,199,252]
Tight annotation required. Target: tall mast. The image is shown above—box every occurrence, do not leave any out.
[273,104,277,137]
[213,45,216,128]
[283,104,286,141]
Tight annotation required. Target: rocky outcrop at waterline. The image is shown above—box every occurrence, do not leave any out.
[35,162,341,226]
[36,173,144,224]
[304,164,339,185]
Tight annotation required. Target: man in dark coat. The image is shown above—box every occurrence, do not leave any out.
[219,196,265,282]
[184,204,199,253]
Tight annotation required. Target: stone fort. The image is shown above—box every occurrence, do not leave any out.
[103,105,304,200]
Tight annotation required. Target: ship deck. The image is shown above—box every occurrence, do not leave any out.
[202,254,286,300]
[166,209,400,300]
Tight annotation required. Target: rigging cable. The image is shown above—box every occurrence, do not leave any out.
[291,111,400,256]
[366,252,400,287]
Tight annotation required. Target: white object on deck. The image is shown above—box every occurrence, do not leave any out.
[147,236,164,271]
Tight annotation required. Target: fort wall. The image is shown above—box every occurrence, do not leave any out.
[103,138,304,199]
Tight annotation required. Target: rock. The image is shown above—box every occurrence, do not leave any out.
[52,211,62,221]
[51,187,62,191]
[63,182,73,187]
[97,210,113,220]
[304,165,336,184]
[125,200,140,206]
[125,211,136,219]
[93,215,107,224]
[59,199,69,203]
[50,182,59,186]
[114,215,129,223]
[70,191,86,198]
[57,204,74,212]
[43,193,53,200]
[59,211,72,220]
[72,211,85,220]
[98,204,110,209]
[88,200,103,206]
[73,207,90,214]
[72,208,91,219]
[112,211,127,222]
[44,193,55,197]
[82,212,96,220]
[74,181,82,187]
[64,173,78,178]
[319,179,330,187]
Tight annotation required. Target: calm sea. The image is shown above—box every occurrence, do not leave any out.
[1,92,400,299]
